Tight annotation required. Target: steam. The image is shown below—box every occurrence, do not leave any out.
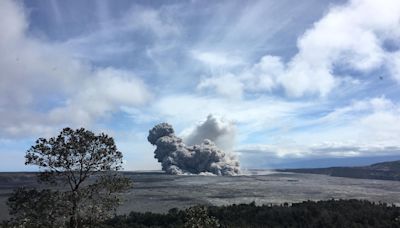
[184,115,236,152]
[147,121,240,176]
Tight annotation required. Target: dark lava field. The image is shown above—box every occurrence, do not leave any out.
[1,171,400,221]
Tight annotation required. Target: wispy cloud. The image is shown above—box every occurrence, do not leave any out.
[199,0,400,97]
[1,0,400,170]
[0,0,152,138]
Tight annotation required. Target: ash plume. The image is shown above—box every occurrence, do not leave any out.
[147,122,240,176]
[184,114,236,152]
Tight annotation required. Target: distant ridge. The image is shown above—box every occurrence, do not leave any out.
[278,160,400,181]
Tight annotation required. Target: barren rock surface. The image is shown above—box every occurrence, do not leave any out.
[1,171,400,221]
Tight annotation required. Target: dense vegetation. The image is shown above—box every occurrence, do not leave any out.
[279,160,400,181]
[99,199,400,228]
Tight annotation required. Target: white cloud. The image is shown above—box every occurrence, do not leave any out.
[238,144,310,158]
[191,50,243,68]
[122,6,180,38]
[387,52,400,82]
[239,142,400,160]
[49,68,151,126]
[359,111,400,144]
[0,0,152,138]
[198,0,400,98]
[197,73,244,99]
[0,0,27,45]
[2,0,400,171]
[145,94,313,144]
[295,97,400,148]
[241,56,285,92]
[197,56,284,99]
[278,0,400,96]
[63,5,180,62]
[238,96,400,160]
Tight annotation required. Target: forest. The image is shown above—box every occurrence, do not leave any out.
[100,199,400,228]
[3,198,400,227]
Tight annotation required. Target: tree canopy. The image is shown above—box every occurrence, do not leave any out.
[7,127,132,228]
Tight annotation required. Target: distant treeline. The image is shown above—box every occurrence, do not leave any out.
[99,199,400,228]
[279,160,400,181]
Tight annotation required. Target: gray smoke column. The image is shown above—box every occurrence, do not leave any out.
[147,122,240,176]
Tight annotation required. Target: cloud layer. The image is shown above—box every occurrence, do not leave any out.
[1,0,400,170]
[198,0,400,98]
[0,0,151,138]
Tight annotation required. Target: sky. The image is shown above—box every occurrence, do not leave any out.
[1,0,400,171]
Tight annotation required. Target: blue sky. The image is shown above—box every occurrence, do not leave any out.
[1,0,400,171]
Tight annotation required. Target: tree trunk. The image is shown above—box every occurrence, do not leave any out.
[70,192,79,228]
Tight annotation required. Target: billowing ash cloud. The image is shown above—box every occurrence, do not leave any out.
[147,122,240,176]
[183,114,236,152]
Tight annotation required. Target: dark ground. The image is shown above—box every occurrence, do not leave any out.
[1,171,400,222]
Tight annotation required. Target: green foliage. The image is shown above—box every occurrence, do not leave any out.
[77,173,133,225]
[5,187,67,228]
[183,206,220,228]
[6,127,132,228]
[101,199,400,228]
[25,127,123,185]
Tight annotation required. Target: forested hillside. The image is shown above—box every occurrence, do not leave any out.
[279,160,400,181]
